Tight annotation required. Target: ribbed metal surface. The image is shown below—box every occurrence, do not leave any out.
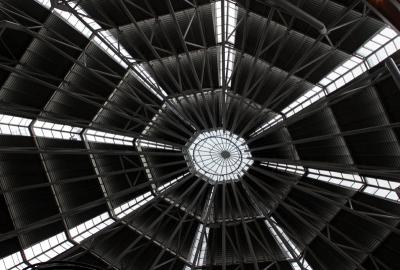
[0,0,399,269]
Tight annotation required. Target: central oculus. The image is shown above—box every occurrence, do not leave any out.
[184,129,253,184]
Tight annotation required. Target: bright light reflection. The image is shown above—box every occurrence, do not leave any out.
[185,129,253,183]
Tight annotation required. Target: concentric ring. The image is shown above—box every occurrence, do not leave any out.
[184,129,253,184]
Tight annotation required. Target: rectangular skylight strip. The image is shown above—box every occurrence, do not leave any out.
[215,0,238,44]
[157,173,189,193]
[188,224,209,266]
[265,219,300,259]
[366,36,400,68]
[136,139,180,151]
[363,177,400,202]
[34,0,51,9]
[0,114,32,136]
[290,27,399,108]
[290,259,313,270]
[129,68,167,100]
[23,232,74,264]
[33,0,167,100]
[0,251,27,270]
[356,27,399,68]
[53,4,132,69]
[53,8,93,38]
[196,227,209,266]
[96,31,135,63]
[251,27,400,137]
[55,0,156,93]
[215,0,238,87]
[66,6,168,99]
[136,148,155,190]
[91,36,128,69]
[269,162,400,203]
[114,191,155,219]
[251,114,284,137]
[225,1,239,44]
[202,186,216,220]
[281,86,326,118]
[307,168,364,190]
[319,56,364,86]
[87,153,114,212]
[265,218,313,270]
[249,86,325,136]
[322,57,368,94]
[33,120,82,140]
[215,1,223,43]
[84,129,134,146]
[69,212,115,243]
[218,45,236,87]
[261,162,306,176]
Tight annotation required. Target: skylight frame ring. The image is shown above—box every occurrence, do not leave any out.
[184,129,253,184]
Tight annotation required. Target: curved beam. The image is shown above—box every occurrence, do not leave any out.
[367,0,400,32]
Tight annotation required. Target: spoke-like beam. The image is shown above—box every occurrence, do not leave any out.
[250,26,400,139]
[265,217,313,270]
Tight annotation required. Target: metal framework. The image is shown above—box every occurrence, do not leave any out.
[0,0,400,270]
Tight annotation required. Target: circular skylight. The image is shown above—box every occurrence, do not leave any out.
[184,129,253,184]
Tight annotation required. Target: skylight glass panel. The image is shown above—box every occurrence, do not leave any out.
[320,56,367,94]
[0,251,27,270]
[114,191,155,218]
[215,0,238,44]
[203,186,216,216]
[363,177,400,202]
[187,224,209,267]
[33,0,51,9]
[215,0,238,87]
[0,114,32,136]
[267,163,400,203]
[72,4,102,31]
[55,4,135,69]
[96,30,134,63]
[87,154,114,212]
[261,162,306,176]
[215,1,223,43]
[33,120,82,140]
[307,168,364,190]
[84,129,134,146]
[61,5,168,99]
[136,139,180,151]
[185,129,253,184]
[54,9,92,37]
[265,218,313,270]
[44,0,100,39]
[130,67,167,100]
[92,36,127,68]
[281,86,325,118]
[218,45,236,87]
[136,149,155,190]
[34,0,167,101]
[23,232,73,264]
[290,259,313,270]
[69,212,115,243]
[225,1,238,44]
[157,173,190,193]
[355,27,399,69]
[252,26,400,138]
[250,114,284,137]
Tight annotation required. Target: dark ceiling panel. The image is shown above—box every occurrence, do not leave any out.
[0,0,399,269]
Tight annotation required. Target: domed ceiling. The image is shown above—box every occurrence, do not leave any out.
[0,0,400,270]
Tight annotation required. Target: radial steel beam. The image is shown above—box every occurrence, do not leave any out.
[385,57,400,90]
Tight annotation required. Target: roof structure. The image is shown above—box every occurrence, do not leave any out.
[0,0,400,270]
